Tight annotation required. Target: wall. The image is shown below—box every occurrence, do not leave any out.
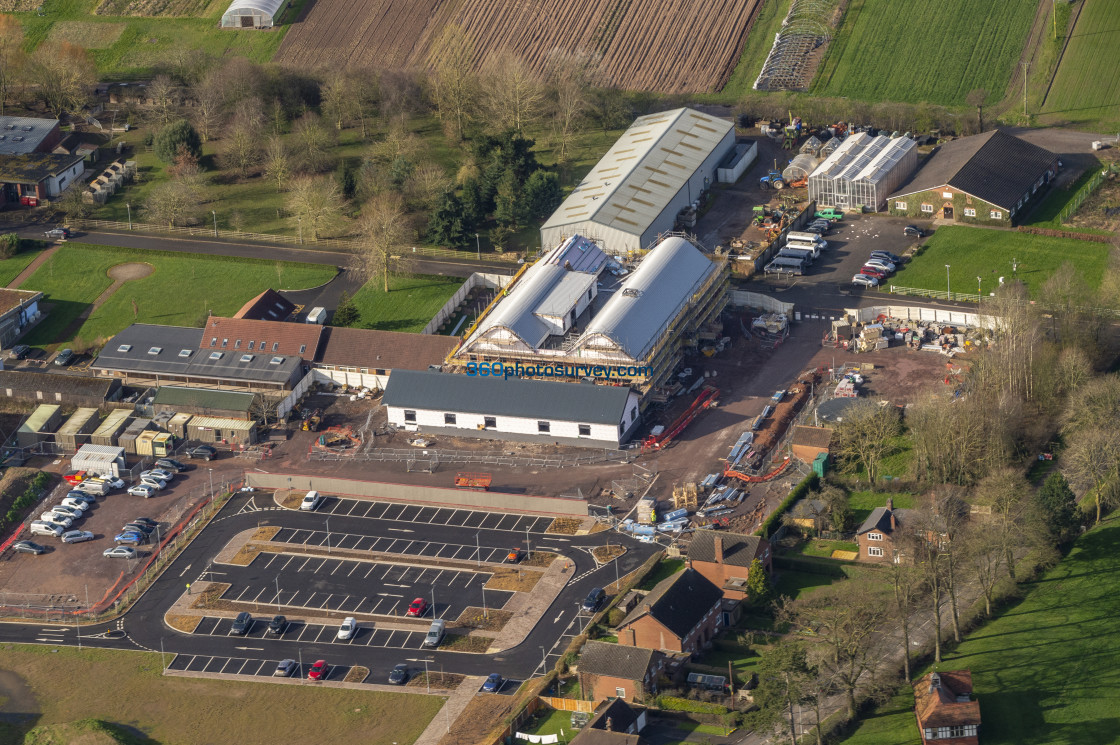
[584,672,645,703]
[45,159,84,197]
[689,544,771,602]
[857,530,896,563]
[243,472,589,516]
[845,304,990,328]
[717,140,758,183]
[888,187,1011,226]
[728,290,795,315]
[313,368,388,392]
[276,369,318,419]
[421,273,510,336]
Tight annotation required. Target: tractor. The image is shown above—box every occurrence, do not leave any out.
[759,168,785,190]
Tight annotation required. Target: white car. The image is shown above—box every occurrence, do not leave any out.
[40,512,73,529]
[61,497,91,512]
[139,476,166,490]
[92,476,125,490]
[61,530,95,544]
[864,258,896,273]
[337,617,358,640]
[299,490,322,511]
[103,546,138,559]
[29,521,64,538]
[141,468,174,482]
[852,274,879,287]
[128,484,157,498]
[51,504,84,520]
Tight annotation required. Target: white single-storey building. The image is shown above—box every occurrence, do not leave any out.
[383,369,641,449]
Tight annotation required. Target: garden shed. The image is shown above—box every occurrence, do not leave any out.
[91,408,132,446]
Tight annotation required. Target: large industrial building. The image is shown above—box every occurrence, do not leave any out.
[450,234,729,392]
[807,133,919,212]
[539,108,735,254]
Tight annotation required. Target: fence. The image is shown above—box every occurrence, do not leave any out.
[309,446,634,469]
[1058,163,1119,223]
[539,696,596,713]
[421,272,512,335]
[886,285,983,304]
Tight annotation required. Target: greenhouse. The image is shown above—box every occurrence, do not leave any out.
[808,132,918,211]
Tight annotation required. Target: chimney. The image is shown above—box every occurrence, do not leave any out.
[606,717,614,732]
[887,498,896,530]
[929,672,941,694]
[714,536,724,564]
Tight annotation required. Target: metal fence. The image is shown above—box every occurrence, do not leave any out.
[886,285,983,304]
[309,446,635,469]
[1059,163,1119,223]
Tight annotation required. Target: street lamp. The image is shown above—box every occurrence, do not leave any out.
[944,264,951,300]
[325,516,331,555]
[297,215,303,245]
[475,233,480,261]
[211,209,218,237]
[540,645,547,673]
[977,276,982,295]
[276,575,282,612]
[126,203,132,230]
[475,531,481,567]
[481,586,488,619]
[207,468,214,497]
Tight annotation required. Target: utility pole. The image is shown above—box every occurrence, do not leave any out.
[1021,61,1029,116]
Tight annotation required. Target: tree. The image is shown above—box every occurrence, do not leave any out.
[146,74,178,127]
[27,41,94,117]
[356,193,412,293]
[832,399,901,483]
[493,166,527,232]
[166,143,201,180]
[748,643,813,745]
[191,67,229,143]
[1035,471,1080,542]
[249,393,283,429]
[219,98,264,178]
[482,50,545,133]
[331,291,360,328]
[428,24,478,141]
[292,113,335,173]
[1063,426,1120,525]
[0,14,26,117]
[902,505,949,663]
[745,557,771,607]
[973,468,1047,583]
[0,233,18,260]
[962,522,1005,619]
[966,88,988,131]
[285,175,343,241]
[154,119,202,163]
[886,561,925,682]
[820,483,853,532]
[544,49,599,165]
[263,135,291,193]
[144,179,201,228]
[406,161,451,211]
[523,170,562,221]
[427,190,468,248]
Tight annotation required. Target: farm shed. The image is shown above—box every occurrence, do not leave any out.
[808,132,918,211]
[540,108,734,254]
[16,404,62,448]
[168,412,193,438]
[717,141,758,183]
[152,386,255,420]
[72,444,126,478]
[186,416,257,445]
[0,367,119,407]
[91,408,132,446]
[119,418,154,455]
[790,425,832,463]
[55,407,101,451]
[220,0,288,28]
[314,326,459,391]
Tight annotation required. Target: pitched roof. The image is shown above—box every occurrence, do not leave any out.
[0,116,58,155]
[202,317,322,359]
[888,130,1058,210]
[152,386,255,413]
[619,568,722,639]
[232,289,296,321]
[791,425,833,449]
[383,370,634,426]
[0,152,83,184]
[579,641,660,681]
[857,506,894,535]
[0,369,118,398]
[316,327,458,372]
[914,670,980,729]
[589,699,641,734]
[687,531,765,568]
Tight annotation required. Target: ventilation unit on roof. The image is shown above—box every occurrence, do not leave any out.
[622,288,643,298]
[22,126,32,132]
[117,344,132,352]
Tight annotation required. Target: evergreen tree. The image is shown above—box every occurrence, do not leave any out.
[747,643,813,745]
[746,557,772,607]
[331,291,360,327]
[427,190,468,248]
[459,178,484,230]
[524,169,562,221]
[493,167,527,232]
[154,120,202,163]
[1036,471,1080,540]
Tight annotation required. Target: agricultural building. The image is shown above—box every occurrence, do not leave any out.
[220,0,288,28]
[451,235,728,392]
[888,130,1058,227]
[0,289,42,348]
[383,369,641,450]
[16,404,62,448]
[807,132,918,211]
[71,444,126,478]
[0,368,120,408]
[152,386,256,420]
[540,108,734,254]
[313,326,459,391]
[0,152,85,205]
[55,407,101,451]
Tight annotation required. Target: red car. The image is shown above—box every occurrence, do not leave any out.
[406,598,428,617]
[308,660,330,680]
[860,266,887,280]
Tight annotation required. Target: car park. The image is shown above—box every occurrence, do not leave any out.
[40,512,73,529]
[155,458,187,473]
[582,588,606,613]
[50,504,84,519]
[75,480,109,496]
[8,344,29,360]
[186,444,217,461]
[299,490,322,511]
[230,612,253,636]
[11,540,46,555]
[60,498,90,513]
[864,258,896,272]
[904,225,924,237]
[406,598,428,617]
[870,250,903,264]
[860,266,888,280]
[388,664,410,685]
[308,660,330,680]
[61,530,95,544]
[128,484,157,498]
[424,619,446,648]
[29,521,64,538]
[114,531,146,545]
[53,348,75,366]
[273,659,298,677]
[93,476,125,490]
[336,617,358,640]
[267,615,288,635]
[142,468,174,482]
[852,274,880,287]
[103,546,137,559]
[482,674,505,693]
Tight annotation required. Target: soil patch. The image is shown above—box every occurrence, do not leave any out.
[484,568,543,593]
[407,671,465,689]
[343,666,369,684]
[522,551,557,568]
[452,608,512,632]
[106,262,154,282]
[592,545,626,563]
[440,634,491,653]
[436,691,517,745]
[165,614,201,633]
[545,518,583,535]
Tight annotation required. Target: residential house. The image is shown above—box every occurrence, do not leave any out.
[686,530,771,602]
[789,498,830,532]
[616,568,722,654]
[570,699,648,745]
[855,497,908,563]
[577,641,665,703]
[913,670,980,745]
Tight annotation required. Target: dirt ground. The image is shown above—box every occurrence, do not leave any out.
[1067,168,1120,233]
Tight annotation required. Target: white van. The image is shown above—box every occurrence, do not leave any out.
[787,231,828,245]
[424,619,446,647]
[76,479,110,496]
[30,521,64,538]
[299,490,322,511]
[305,307,327,325]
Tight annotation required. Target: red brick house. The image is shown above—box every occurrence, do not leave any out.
[578,641,665,703]
[616,568,722,655]
[686,530,772,601]
[855,498,909,563]
[914,670,981,745]
[570,699,648,745]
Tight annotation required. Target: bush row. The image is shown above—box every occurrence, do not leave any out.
[655,695,729,714]
[1,472,51,532]
[755,473,819,538]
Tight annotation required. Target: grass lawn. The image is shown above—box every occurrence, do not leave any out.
[773,567,838,599]
[1041,0,1120,132]
[890,225,1110,298]
[702,634,774,682]
[347,274,463,334]
[520,707,577,739]
[839,688,922,745]
[0,242,51,288]
[18,243,336,348]
[848,491,914,525]
[637,558,686,591]
[0,644,441,744]
[812,0,1035,107]
[703,0,793,101]
[792,538,859,558]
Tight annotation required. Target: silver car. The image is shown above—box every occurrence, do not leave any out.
[61,530,95,544]
[142,468,174,482]
[51,504,83,520]
[60,497,91,512]
[40,512,73,529]
[103,546,138,559]
[128,484,156,498]
[139,476,166,490]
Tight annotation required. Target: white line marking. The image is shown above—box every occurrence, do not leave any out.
[387,528,413,533]
[178,564,192,577]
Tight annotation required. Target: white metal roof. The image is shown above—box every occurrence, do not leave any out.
[223,0,285,17]
[74,444,125,458]
[541,108,733,239]
[810,133,915,185]
[188,416,254,430]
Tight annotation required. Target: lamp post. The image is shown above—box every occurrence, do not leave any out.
[211,210,217,237]
[475,233,480,261]
[944,264,951,300]
[424,658,430,695]
[207,468,214,497]
[276,575,282,612]
[481,586,488,619]
[298,215,303,245]
[325,516,331,555]
[475,531,481,567]
[126,203,132,230]
[540,645,547,674]
[977,276,982,295]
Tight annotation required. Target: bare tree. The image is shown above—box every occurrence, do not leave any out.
[0,14,26,117]
[191,68,228,143]
[544,48,600,165]
[27,41,95,117]
[144,179,202,228]
[292,112,335,173]
[1064,426,1120,525]
[285,175,342,241]
[250,393,284,428]
[263,135,291,193]
[482,49,545,134]
[902,505,949,663]
[320,70,354,131]
[356,193,413,293]
[406,160,451,211]
[965,88,988,131]
[908,394,995,485]
[886,560,925,682]
[929,488,969,643]
[220,97,265,178]
[428,23,478,141]
[831,399,901,483]
[147,74,178,127]
[962,521,1004,618]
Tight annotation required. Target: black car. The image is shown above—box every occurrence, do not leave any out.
[186,444,217,461]
[230,612,253,635]
[155,458,188,473]
[267,615,288,635]
[388,664,410,685]
[11,540,46,555]
[904,225,924,237]
[581,587,606,614]
[53,348,75,366]
[131,517,159,528]
[44,227,70,240]
[121,522,155,535]
[7,344,29,360]
[803,225,827,235]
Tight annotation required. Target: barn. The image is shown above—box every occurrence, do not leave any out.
[808,132,918,212]
[540,108,734,254]
[220,0,288,29]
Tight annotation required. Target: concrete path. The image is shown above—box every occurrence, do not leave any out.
[413,675,486,745]
[7,243,61,288]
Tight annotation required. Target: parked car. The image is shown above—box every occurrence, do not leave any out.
[139,476,166,490]
[66,491,97,505]
[7,344,29,360]
[142,468,174,482]
[860,266,888,280]
[273,659,298,678]
[114,531,146,546]
[53,348,75,366]
[581,588,606,614]
[308,660,330,680]
[869,250,903,264]
[505,548,524,564]
[186,444,217,461]
[93,476,126,490]
[904,225,924,237]
[336,617,358,640]
[481,674,505,693]
[51,504,83,520]
[40,512,73,529]
[388,664,410,685]
[852,274,880,287]
[75,480,109,496]
[406,598,428,617]
[864,258,896,272]
[299,490,322,511]
[61,530,95,544]
[131,517,159,528]
[155,458,187,473]
[11,540,46,555]
[802,224,827,235]
[44,226,70,239]
[128,484,157,498]
[815,208,844,220]
[424,619,446,648]
[103,546,138,559]
[29,521,64,538]
[60,497,91,512]
[267,615,287,635]
[121,522,155,535]
[230,612,253,636]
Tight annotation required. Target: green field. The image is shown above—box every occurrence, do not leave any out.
[18,244,336,347]
[889,225,1110,298]
[848,491,914,525]
[347,274,463,334]
[0,242,50,288]
[0,645,441,745]
[1041,0,1120,130]
[812,0,1036,106]
[843,515,1120,745]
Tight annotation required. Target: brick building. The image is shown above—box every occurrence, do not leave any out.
[578,641,665,703]
[616,568,722,655]
[686,530,772,601]
[855,498,910,563]
[913,670,980,744]
[570,699,648,745]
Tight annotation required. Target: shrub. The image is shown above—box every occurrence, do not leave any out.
[154,120,201,163]
[606,607,626,627]
[656,695,729,714]
[0,233,19,259]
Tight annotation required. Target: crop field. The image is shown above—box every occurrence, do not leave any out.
[1041,0,1120,130]
[812,0,1036,106]
[93,0,217,15]
[277,0,764,93]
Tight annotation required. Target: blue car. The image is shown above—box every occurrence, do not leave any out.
[482,674,504,693]
[114,531,146,545]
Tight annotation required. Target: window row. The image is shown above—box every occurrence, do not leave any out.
[402,410,594,437]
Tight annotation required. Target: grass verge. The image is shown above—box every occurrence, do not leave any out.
[440,634,491,653]
[484,568,543,593]
[164,614,201,633]
[637,558,685,591]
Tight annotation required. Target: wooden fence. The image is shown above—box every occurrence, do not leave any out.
[539,696,596,713]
